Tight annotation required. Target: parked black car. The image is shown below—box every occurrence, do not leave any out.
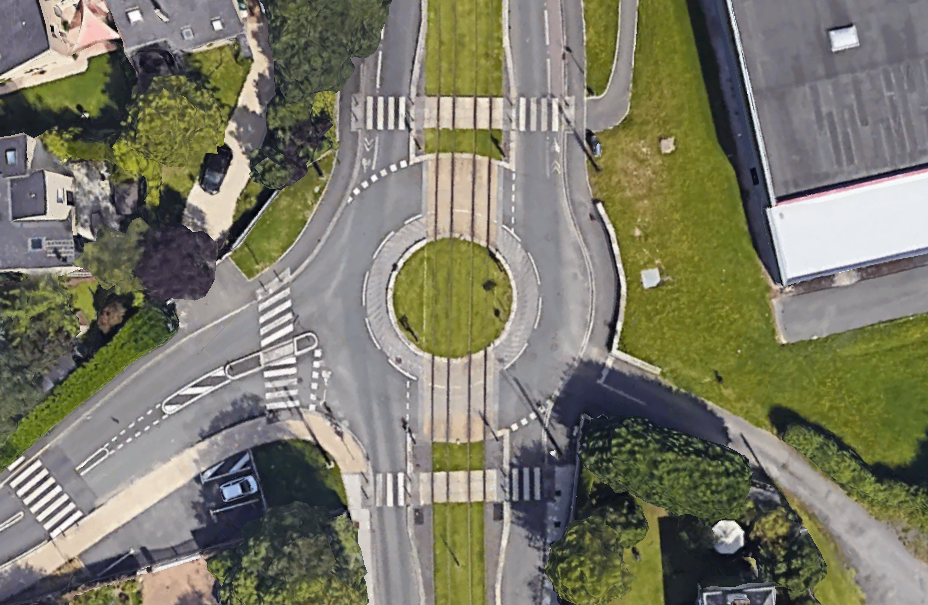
[200,145,234,195]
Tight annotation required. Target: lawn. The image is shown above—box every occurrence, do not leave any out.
[424,129,504,160]
[231,154,336,279]
[392,238,513,358]
[425,0,504,96]
[252,439,347,509]
[584,0,621,96]
[0,53,135,137]
[233,180,269,223]
[783,491,867,605]
[591,0,928,468]
[434,503,485,605]
[614,502,665,605]
[66,281,98,323]
[185,44,252,117]
[161,165,200,200]
[433,441,485,472]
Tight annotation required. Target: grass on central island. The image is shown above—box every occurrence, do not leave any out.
[392,238,513,358]
[434,503,485,605]
[425,0,503,96]
[591,0,928,470]
[424,129,504,160]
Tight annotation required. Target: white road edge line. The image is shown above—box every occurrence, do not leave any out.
[0,512,24,534]
[527,251,541,285]
[365,317,382,350]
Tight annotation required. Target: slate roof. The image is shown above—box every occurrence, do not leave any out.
[0,135,75,271]
[698,583,777,605]
[0,0,51,76]
[730,0,928,197]
[107,0,244,54]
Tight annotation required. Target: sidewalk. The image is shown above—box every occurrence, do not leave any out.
[718,408,928,605]
[183,10,274,241]
[0,413,369,603]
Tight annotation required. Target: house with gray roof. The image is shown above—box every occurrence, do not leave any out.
[0,134,82,274]
[106,0,246,56]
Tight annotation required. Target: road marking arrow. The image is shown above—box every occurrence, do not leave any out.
[363,138,375,151]
[362,158,371,172]
[552,160,561,174]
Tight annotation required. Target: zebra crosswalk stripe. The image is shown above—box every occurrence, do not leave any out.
[399,96,407,128]
[388,97,396,130]
[366,96,374,130]
[508,467,543,501]
[377,97,385,130]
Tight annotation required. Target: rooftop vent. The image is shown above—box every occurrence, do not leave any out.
[829,25,859,52]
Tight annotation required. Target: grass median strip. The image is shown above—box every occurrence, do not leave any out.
[424,129,504,161]
[232,154,335,279]
[584,0,621,96]
[434,503,485,605]
[425,0,504,96]
[591,0,928,467]
[433,441,485,473]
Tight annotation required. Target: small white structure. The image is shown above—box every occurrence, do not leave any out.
[712,520,745,555]
[641,267,662,289]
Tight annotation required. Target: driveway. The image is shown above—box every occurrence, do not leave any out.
[183,12,274,242]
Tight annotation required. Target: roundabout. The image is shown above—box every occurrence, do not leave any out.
[392,238,514,359]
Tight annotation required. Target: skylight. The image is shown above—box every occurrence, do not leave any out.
[127,8,143,23]
[829,25,859,52]
[212,17,224,31]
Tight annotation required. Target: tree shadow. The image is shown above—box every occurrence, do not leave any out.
[198,392,264,441]
[228,107,268,155]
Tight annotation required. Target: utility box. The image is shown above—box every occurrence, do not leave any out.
[641,268,662,289]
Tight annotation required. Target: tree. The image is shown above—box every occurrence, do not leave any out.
[750,508,827,597]
[592,496,649,549]
[134,225,218,301]
[74,219,149,294]
[0,274,79,370]
[117,75,224,167]
[0,341,45,446]
[545,514,636,605]
[208,502,367,605]
[580,416,752,521]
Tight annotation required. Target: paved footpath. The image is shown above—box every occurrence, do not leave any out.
[0,413,371,603]
[719,405,928,604]
[584,0,640,133]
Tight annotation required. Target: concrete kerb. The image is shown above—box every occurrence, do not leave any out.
[502,0,518,174]
[0,413,373,603]
[584,0,620,103]
[408,0,428,161]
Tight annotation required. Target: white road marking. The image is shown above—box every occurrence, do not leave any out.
[366,96,374,130]
[257,288,291,312]
[534,467,542,501]
[15,469,49,497]
[388,96,395,129]
[259,299,293,324]
[35,494,69,522]
[50,510,83,538]
[9,461,42,489]
[259,312,294,336]
[260,323,295,348]
[377,96,385,129]
[22,477,56,506]
[264,366,298,378]
[29,486,62,514]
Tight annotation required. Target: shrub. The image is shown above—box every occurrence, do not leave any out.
[782,424,928,532]
[0,305,176,467]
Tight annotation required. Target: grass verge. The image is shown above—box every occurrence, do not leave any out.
[0,305,175,468]
[425,0,504,96]
[434,503,485,605]
[253,439,347,508]
[161,165,199,200]
[392,238,513,358]
[424,129,504,160]
[433,441,485,472]
[783,491,867,605]
[233,180,269,223]
[591,0,928,466]
[584,0,621,96]
[231,154,335,279]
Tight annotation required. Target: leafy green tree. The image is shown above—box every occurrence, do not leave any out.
[74,219,149,294]
[592,497,649,549]
[750,507,827,597]
[0,274,79,371]
[545,514,635,604]
[209,502,367,605]
[117,75,224,167]
[0,342,45,445]
[580,416,752,521]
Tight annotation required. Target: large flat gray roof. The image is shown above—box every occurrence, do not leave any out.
[731,0,928,197]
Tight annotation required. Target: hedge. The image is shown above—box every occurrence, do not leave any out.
[0,305,176,468]
[782,424,928,533]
